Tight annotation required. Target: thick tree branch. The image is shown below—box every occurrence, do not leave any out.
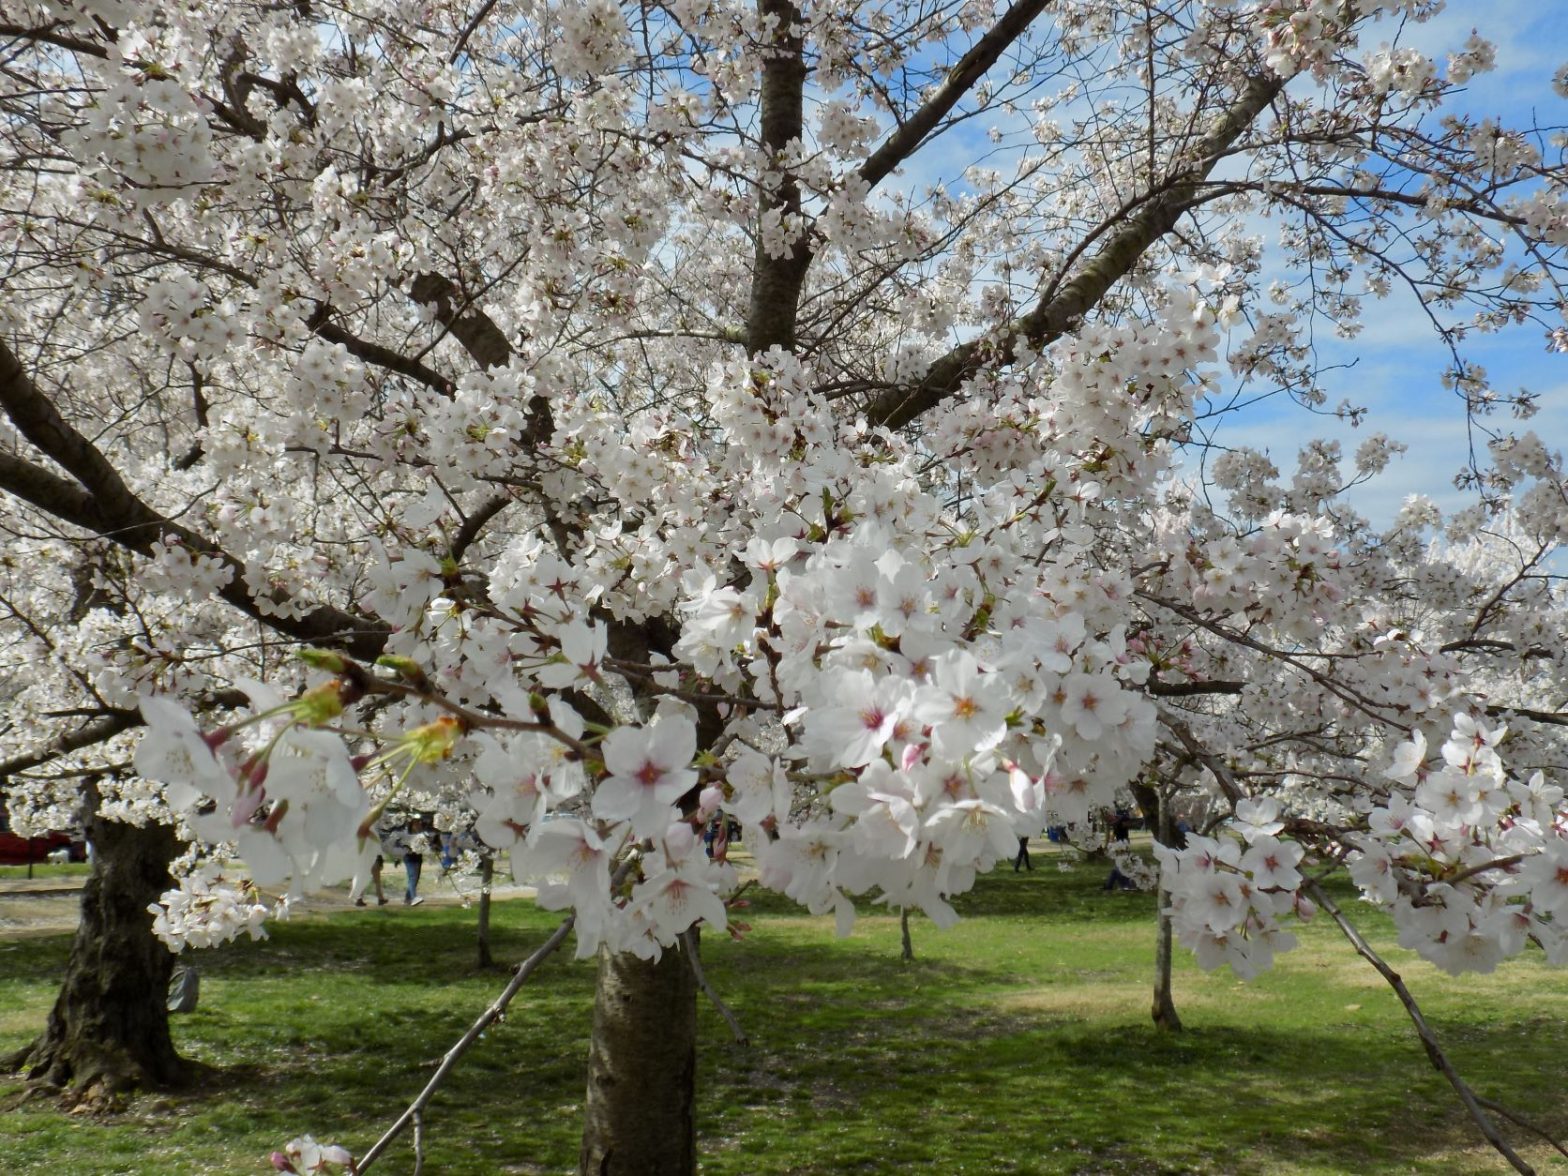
[0,711,138,782]
[745,0,809,354]
[309,312,456,398]
[408,272,515,370]
[0,338,386,656]
[858,0,1054,191]
[1147,675,1245,697]
[863,71,1287,428]
[0,21,110,58]
[408,273,552,445]
[0,687,251,794]
[744,0,1053,355]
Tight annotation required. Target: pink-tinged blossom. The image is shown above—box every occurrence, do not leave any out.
[471,731,583,850]
[726,747,792,828]
[1174,871,1250,933]
[1055,670,1127,742]
[628,857,729,943]
[1415,768,1485,827]
[534,620,608,689]
[912,651,1009,757]
[511,818,615,949]
[1382,730,1428,781]
[741,535,799,574]
[1239,837,1304,891]
[592,718,698,838]
[1368,796,1418,840]
[801,669,915,770]
[923,799,1018,866]
[1522,836,1568,919]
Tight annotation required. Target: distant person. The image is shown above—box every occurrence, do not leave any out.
[355,821,392,907]
[391,819,427,906]
[439,830,457,872]
[1112,809,1132,843]
[1013,835,1032,872]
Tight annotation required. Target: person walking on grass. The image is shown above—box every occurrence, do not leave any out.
[355,820,393,907]
[1013,834,1032,872]
[401,817,431,906]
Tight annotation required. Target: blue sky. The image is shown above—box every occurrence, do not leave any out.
[1199,0,1568,526]
[865,2,1568,527]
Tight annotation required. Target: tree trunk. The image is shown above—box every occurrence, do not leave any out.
[476,855,495,969]
[579,936,698,1176]
[900,907,914,963]
[1151,786,1183,1032]
[5,781,186,1100]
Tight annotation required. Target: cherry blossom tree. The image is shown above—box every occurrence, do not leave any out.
[2,0,1567,1170]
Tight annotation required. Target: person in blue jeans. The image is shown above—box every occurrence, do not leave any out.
[399,819,428,906]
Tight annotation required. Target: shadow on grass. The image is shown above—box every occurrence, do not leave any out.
[4,874,1565,1175]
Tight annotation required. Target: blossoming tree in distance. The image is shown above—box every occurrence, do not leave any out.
[1,0,1566,1170]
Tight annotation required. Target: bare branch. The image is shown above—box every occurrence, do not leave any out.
[679,928,748,1046]
[356,915,577,1173]
[1306,881,1536,1176]
[863,71,1287,428]
[858,0,1054,191]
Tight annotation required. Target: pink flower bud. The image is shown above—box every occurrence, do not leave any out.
[664,821,697,859]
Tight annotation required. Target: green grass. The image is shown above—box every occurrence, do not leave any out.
[2,857,1566,1175]
[0,863,91,880]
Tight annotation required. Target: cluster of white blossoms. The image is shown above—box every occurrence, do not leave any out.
[1158,797,1307,980]
[1160,717,1568,980]
[121,255,1567,975]
[1352,717,1568,974]
[150,862,270,953]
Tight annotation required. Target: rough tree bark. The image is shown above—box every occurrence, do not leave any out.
[578,934,699,1176]
[4,779,186,1101]
[1135,782,1184,1032]
[476,855,496,970]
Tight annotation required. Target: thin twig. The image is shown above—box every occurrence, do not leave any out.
[1305,882,1535,1176]
[679,928,748,1046]
[356,915,576,1172]
[411,1111,424,1176]
[1475,1097,1568,1160]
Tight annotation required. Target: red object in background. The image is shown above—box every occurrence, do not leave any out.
[0,829,85,865]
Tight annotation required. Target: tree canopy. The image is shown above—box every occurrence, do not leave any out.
[1,0,1566,1166]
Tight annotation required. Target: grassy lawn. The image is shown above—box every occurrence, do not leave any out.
[2,853,1566,1175]
[0,863,92,880]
